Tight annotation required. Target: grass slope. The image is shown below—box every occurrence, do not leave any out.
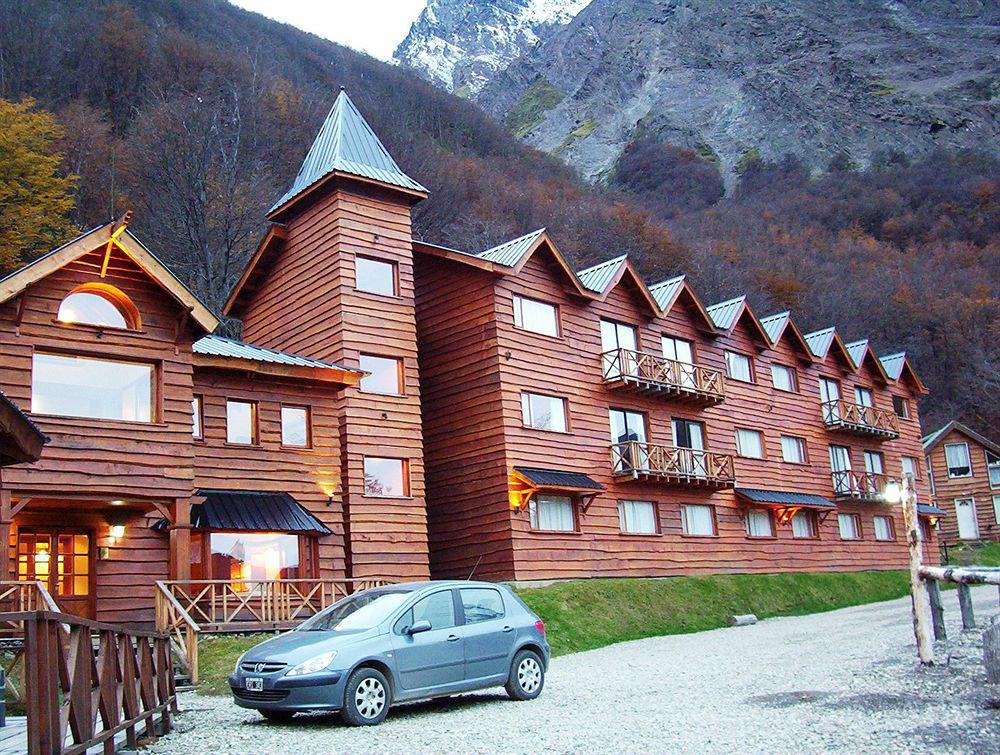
[947,541,1000,567]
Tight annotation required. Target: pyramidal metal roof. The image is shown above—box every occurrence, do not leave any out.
[759,311,791,344]
[648,275,686,310]
[577,255,627,293]
[803,327,836,358]
[193,335,353,372]
[845,339,869,369]
[476,228,547,266]
[705,296,746,331]
[880,352,907,380]
[270,89,427,214]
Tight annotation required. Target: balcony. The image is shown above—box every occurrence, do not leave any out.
[831,470,888,502]
[611,441,735,487]
[821,399,899,440]
[602,349,725,404]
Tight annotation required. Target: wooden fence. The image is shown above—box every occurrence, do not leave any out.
[919,565,1000,640]
[1,610,176,754]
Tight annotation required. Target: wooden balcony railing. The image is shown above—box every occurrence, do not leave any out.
[611,441,736,487]
[831,470,888,501]
[0,581,62,705]
[602,349,725,404]
[821,399,899,439]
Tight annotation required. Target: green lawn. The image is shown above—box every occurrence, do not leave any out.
[946,540,1000,567]
[197,632,275,695]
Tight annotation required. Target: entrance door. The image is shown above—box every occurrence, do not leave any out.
[954,498,979,540]
[16,529,94,617]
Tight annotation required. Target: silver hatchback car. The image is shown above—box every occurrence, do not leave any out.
[229,580,551,726]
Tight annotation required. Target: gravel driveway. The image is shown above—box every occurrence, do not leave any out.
[150,586,1000,754]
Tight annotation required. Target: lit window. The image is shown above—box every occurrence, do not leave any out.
[192,532,301,583]
[681,504,715,536]
[281,406,310,447]
[892,395,910,419]
[57,283,140,330]
[724,351,752,382]
[355,256,397,296]
[521,392,567,432]
[226,400,256,445]
[771,364,797,392]
[745,509,773,537]
[944,443,972,478]
[873,515,895,541]
[838,513,861,540]
[359,354,403,395]
[31,353,152,422]
[791,511,817,538]
[618,501,657,534]
[736,429,764,459]
[512,295,558,337]
[529,495,575,531]
[781,436,807,464]
[192,396,203,439]
[364,457,409,497]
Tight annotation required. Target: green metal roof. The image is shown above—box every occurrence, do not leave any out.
[577,255,627,293]
[194,335,354,373]
[760,311,791,344]
[648,275,686,310]
[845,339,869,369]
[476,228,547,266]
[880,352,907,380]
[803,327,837,358]
[705,296,746,331]
[270,89,427,215]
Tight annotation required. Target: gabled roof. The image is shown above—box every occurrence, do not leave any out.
[647,275,717,332]
[803,327,854,368]
[477,229,548,266]
[880,352,928,394]
[0,222,218,333]
[268,89,427,219]
[577,255,628,293]
[759,311,815,360]
[843,339,891,383]
[193,335,363,386]
[705,295,769,344]
[921,420,1000,455]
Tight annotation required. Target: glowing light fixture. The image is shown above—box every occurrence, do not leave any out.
[882,479,903,505]
[109,524,126,539]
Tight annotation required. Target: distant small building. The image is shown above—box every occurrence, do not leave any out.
[923,421,1000,543]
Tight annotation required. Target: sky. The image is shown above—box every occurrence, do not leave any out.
[230,0,427,61]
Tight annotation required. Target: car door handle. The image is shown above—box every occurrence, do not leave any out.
[502,626,513,633]
[446,634,460,642]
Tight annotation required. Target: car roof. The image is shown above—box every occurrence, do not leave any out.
[377,580,507,592]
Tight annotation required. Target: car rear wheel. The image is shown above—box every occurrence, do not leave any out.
[261,710,295,723]
[341,667,391,726]
[505,649,544,701]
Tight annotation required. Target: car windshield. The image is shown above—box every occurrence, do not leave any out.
[297,589,413,632]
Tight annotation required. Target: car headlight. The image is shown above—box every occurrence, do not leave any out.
[285,650,338,677]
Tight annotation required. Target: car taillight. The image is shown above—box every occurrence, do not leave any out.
[534,619,545,634]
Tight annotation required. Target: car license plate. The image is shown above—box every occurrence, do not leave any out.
[246,677,263,692]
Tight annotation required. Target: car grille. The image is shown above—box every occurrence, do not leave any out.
[233,688,290,702]
[240,661,288,674]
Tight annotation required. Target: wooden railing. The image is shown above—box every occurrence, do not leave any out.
[611,441,735,486]
[0,610,176,754]
[155,578,390,684]
[831,470,887,500]
[0,581,62,704]
[602,349,725,403]
[821,399,899,439]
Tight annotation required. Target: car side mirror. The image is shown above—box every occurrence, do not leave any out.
[406,619,432,635]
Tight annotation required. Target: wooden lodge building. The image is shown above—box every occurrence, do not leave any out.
[0,89,943,624]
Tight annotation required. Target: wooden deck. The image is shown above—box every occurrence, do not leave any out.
[0,718,132,754]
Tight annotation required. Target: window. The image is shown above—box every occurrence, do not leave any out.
[781,435,807,464]
[681,504,715,536]
[31,353,153,422]
[854,386,874,408]
[521,392,568,432]
[819,377,841,422]
[735,429,764,459]
[355,256,397,296]
[993,494,1000,525]
[363,457,409,497]
[944,443,972,478]
[600,319,637,354]
[863,450,885,476]
[744,509,774,537]
[724,351,752,382]
[395,590,457,634]
[460,588,505,624]
[57,283,140,330]
[191,532,302,583]
[791,510,817,539]
[610,409,647,445]
[892,395,910,419]
[281,406,310,447]
[986,450,1000,489]
[618,501,658,534]
[672,419,705,450]
[771,364,798,392]
[529,495,575,532]
[359,354,403,395]
[226,400,257,445]
[926,455,936,495]
[512,295,558,337]
[901,456,919,483]
[191,396,203,440]
[662,336,694,365]
[838,513,862,540]
[873,515,895,541]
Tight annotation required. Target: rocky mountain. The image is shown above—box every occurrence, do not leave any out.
[399,0,1000,183]
[394,0,591,95]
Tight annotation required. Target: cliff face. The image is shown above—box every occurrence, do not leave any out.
[400,0,1000,183]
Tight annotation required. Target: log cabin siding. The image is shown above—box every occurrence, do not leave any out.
[926,427,1000,543]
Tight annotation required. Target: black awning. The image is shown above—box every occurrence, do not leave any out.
[513,467,605,492]
[735,488,836,509]
[0,391,47,467]
[918,503,946,517]
[154,490,331,534]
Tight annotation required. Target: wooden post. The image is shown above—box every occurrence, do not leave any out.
[901,477,934,664]
[168,498,191,582]
[957,583,975,630]
[926,579,947,641]
[984,619,1000,684]
[0,488,11,582]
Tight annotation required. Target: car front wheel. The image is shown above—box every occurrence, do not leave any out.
[341,667,391,726]
[505,649,544,701]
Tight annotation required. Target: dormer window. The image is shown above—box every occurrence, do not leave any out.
[57,284,141,330]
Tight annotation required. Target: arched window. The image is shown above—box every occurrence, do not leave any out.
[57,283,141,330]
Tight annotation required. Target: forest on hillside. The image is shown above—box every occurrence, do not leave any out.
[0,0,996,436]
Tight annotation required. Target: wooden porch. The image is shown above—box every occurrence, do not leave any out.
[821,399,899,439]
[602,349,725,404]
[611,441,736,487]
